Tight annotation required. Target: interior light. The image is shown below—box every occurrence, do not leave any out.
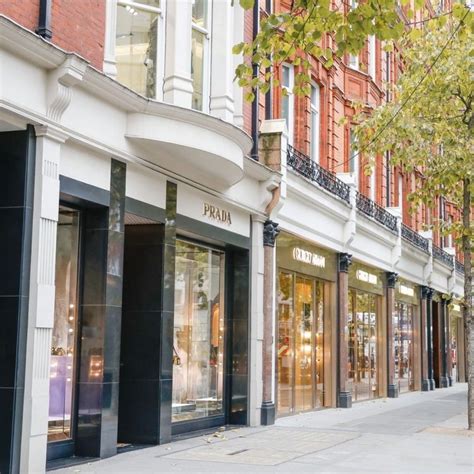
[125,5,130,11]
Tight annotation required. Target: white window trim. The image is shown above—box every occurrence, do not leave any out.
[349,130,359,189]
[369,163,376,201]
[310,82,320,163]
[116,0,166,101]
[191,1,212,113]
[368,35,376,80]
[282,63,294,145]
[348,54,359,71]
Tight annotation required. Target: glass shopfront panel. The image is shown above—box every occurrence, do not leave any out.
[394,302,414,393]
[348,290,378,402]
[277,271,324,415]
[172,240,225,423]
[48,207,81,442]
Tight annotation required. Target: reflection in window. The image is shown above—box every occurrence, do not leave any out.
[191,0,210,111]
[394,301,414,393]
[115,1,161,98]
[48,207,81,442]
[172,240,225,422]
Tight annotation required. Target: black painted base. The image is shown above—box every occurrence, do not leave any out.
[261,401,275,426]
[429,379,435,391]
[447,376,453,387]
[440,376,449,388]
[387,384,399,398]
[422,379,430,391]
[338,391,352,408]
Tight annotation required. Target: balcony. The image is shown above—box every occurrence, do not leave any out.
[401,223,430,254]
[455,260,465,274]
[287,145,351,203]
[432,244,454,268]
[356,192,398,234]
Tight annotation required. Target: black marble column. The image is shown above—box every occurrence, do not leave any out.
[76,159,126,458]
[226,249,250,425]
[426,288,435,390]
[118,181,176,445]
[420,286,430,391]
[0,127,35,474]
[439,299,449,388]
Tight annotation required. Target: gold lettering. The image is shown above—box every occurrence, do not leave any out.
[203,203,210,216]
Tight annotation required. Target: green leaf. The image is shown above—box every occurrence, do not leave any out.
[239,0,254,10]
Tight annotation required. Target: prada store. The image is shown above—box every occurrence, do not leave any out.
[276,232,337,416]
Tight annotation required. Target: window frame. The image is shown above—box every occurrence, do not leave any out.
[191,0,212,113]
[116,0,166,101]
[349,129,359,188]
[368,35,376,80]
[281,63,295,145]
[310,82,320,163]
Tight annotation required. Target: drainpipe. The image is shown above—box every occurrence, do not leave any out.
[250,0,260,159]
[36,0,52,39]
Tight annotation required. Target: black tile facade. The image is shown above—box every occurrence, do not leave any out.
[0,127,35,474]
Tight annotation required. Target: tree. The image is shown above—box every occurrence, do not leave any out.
[234,0,438,97]
[353,5,474,428]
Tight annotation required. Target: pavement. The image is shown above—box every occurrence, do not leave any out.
[54,383,473,473]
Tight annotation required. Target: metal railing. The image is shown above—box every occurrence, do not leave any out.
[356,191,398,233]
[455,260,465,274]
[401,223,430,254]
[432,244,454,268]
[287,145,351,204]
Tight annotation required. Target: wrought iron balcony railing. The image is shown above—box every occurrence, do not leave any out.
[432,244,454,268]
[287,145,351,204]
[356,191,398,234]
[401,223,430,254]
[455,260,465,274]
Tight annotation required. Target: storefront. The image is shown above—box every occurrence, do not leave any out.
[347,263,384,402]
[394,280,419,393]
[449,302,465,383]
[46,172,251,461]
[276,232,336,416]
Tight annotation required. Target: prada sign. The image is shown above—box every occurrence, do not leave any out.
[203,203,232,225]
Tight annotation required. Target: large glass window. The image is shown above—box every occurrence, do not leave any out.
[348,290,378,402]
[48,207,81,442]
[277,271,324,415]
[191,0,210,111]
[394,302,414,393]
[310,84,320,163]
[116,1,162,98]
[281,64,294,145]
[172,240,225,423]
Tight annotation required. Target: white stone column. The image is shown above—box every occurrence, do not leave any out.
[249,215,265,426]
[103,0,118,78]
[163,0,193,108]
[232,1,244,128]
[209,0,235,122]
[20,126,67,474]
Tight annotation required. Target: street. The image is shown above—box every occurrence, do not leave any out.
[54,383,473,473]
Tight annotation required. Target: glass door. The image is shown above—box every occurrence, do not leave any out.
[394,302,414,393]
[294,277,314,412]
[48,207,81,444]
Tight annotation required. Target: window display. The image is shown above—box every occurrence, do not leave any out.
[172,240,225,423]
[348,290,378,401]
[394,302,414,393]
[48,207,81,442]
[277,271,324,415]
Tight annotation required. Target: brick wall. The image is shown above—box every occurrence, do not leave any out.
[0,0,105,70]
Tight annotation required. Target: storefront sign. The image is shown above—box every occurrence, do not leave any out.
[202,203,232,225]
[292,248,326,268]
[399,284,414,297]
[356,269,378,285]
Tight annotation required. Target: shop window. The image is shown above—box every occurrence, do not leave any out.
[172,240,225,423]
[310,83,320,163]
[115,0,163,99]
[394,301,414,393]
[191,0,211,111]
[281,63,294,145]
[48,207,81,442]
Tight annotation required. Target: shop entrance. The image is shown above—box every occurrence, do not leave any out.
[394,302,414,393]
[348,290,378,402]
[277,272,324,415]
